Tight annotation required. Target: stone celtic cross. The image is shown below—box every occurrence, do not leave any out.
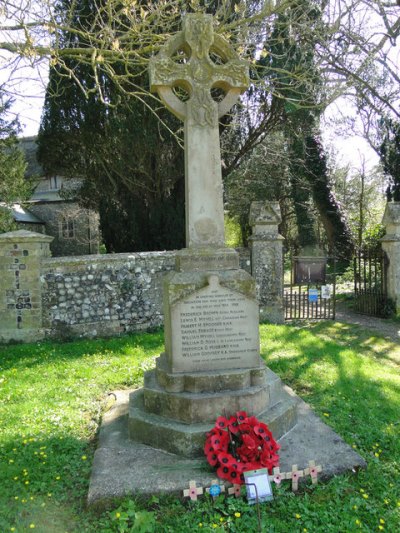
[149,14,249,248]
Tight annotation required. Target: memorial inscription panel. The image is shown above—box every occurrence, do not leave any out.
[170,275,260,372]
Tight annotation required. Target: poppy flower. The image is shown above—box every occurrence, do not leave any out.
[204,441,214,455]
[227,467,241,483]
[253,423,270,437]
[217,464,231,480]
[236,411,248,423]
[228,418,240,434]
[215,416,230,429]
[217,452,235,467]
[246,416,259,427]
[207,451,219,467]
[210,433,228,450]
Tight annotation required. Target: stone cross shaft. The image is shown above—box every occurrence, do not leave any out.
[149,14,249,248]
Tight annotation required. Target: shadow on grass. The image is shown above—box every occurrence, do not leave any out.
[261,321,400,449]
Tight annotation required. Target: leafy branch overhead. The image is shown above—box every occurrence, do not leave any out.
[1,0,399,118]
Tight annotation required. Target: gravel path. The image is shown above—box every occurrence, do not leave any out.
[335,302,400,343]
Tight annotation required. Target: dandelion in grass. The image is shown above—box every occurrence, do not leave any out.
[295,514,301,519]
[81,455,87,460]
[234,512,241,518]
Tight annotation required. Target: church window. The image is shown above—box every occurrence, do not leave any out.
[60,217,75,239]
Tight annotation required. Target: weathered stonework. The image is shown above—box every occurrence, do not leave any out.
[0,230,53,343]
[41,251,177,337]
[0,232,254,342]
[381,202,400,314]
[249,201,284,323]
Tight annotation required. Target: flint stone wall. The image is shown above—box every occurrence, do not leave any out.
[40,248,251,338]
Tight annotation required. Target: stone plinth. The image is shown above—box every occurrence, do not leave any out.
[249,202,284,323]
[129,248,298,456]
[381,202,400,313]
[129,367,297,457]
[0,230,53,343]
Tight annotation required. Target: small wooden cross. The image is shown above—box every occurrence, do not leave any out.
[206,479,225,499]
[228,484,242,498]
[304,460,322,485]
[290,465,304,492]
[268,467,288,486]
[183,480,203,501]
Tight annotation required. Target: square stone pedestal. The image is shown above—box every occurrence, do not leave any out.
[128,248,298,456]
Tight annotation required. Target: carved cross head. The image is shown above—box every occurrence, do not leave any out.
[149,14,249,127]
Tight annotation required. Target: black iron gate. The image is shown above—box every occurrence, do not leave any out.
[284,255,336,320]
[353,247,390,317]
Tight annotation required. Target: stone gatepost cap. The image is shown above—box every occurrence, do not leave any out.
[0,229,54,243]
[249,201,281,226]
[382,202,400,225]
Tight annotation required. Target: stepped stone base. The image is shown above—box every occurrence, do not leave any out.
[88,387,367,508]
[128,367,298,457]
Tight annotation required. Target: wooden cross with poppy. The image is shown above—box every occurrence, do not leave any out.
[304,460,322,485]
[268,466,289,485]
[290,465,304,492]
[183,480,203,501]
[228,484,242,497]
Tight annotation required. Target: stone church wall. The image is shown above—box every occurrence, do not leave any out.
[40,249,251,338]
[1,222,289,344]
[0,238,250,342]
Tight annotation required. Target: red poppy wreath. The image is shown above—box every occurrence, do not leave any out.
[204,411,280,484]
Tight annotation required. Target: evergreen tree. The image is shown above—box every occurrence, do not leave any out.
[37,0,185,252]
[379,118,400,202]
[0,94,30,233]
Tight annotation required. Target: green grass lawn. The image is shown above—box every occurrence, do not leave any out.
[0,322,399,532]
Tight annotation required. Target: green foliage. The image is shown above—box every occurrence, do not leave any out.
[378,117,400,201]
[38,0,185,253]
[224,215,242,248]
[363,223,386,250]
[0,95,30,233]
[332,162,386,250]
[0,322,399,531]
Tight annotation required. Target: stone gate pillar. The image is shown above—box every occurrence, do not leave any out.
[381,202,400,314]
[249,201,284,323]
[0,230,53,343]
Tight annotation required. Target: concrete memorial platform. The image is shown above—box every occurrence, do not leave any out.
[88,389,366,508]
